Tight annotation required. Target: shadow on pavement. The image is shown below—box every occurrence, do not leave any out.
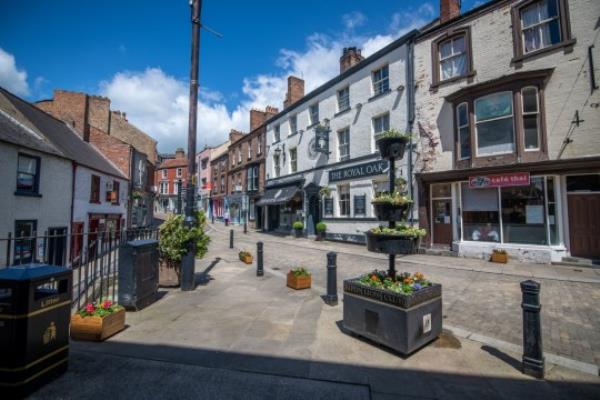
[195,257,221,287]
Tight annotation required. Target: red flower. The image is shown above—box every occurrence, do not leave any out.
[102,300,112,309]
[85,303,95,313]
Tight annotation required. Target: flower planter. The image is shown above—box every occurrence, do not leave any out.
[294,229,303,238]
[316,231,325,241]
[70,309,126,342]
[372,203,411,221]
[239,254,253,264]
[365,231,419,255]
[344,279,442,308]
[287,272,311,290]
[159,259,180,287]
[491,252,508,263]
[376,137,408,159]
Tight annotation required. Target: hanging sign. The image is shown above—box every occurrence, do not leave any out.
[469,172,530,189]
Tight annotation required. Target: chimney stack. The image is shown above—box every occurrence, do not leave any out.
[340,47,364,74]
[175,148,185,159]
[250,106,280,131]
[283,76,305,109]
[440,0,461,24]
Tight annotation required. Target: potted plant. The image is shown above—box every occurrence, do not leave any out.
[374,129,411,159]
[491,249,508,263]
[287,267,311,290]
[365,225,426,255]
[158,212,210,287]
[316,222,327,241]
[292,221,304,238]
[239,250,253,264]
[372,192,413,221]
[70,299,125,341]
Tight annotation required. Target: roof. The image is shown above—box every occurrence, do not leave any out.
[158,158,188,169]
[0,87,127,179]
[210,140,230,161]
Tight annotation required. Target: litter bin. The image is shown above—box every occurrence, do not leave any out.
[0,264,72,397]
[118,239,159,311]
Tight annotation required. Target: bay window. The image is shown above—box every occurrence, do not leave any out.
[474,91,515,156]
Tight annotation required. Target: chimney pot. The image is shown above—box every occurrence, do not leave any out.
[339,47,364,74]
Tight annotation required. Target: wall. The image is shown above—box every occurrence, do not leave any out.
[89,126,131,177]
[0,143,72,267]
[109,111,158,164]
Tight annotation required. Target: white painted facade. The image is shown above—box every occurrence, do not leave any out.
[413,0,600,262]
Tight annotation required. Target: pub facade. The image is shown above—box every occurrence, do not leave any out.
[414,0,600,262]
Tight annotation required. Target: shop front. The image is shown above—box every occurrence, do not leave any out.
[226,193,248,225]
[257,179,303,232]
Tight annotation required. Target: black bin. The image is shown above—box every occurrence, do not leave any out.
[118,239,159,311]
[0,264,72,398]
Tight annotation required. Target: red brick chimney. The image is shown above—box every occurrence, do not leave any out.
[249,106,280,131]
[283,76,304,109]
[340,47,364,74]
[440,0,461,24]
[175,148,185,159]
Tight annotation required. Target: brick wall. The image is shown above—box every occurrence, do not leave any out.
[110,111,158,164]
[89,126,131,177]
[88,95,111,133]
[283,76,305,108]
[36,90,89,141]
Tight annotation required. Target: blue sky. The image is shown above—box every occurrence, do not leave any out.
[0,0,484,152]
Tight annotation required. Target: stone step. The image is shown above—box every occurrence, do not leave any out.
[553,257,600,269]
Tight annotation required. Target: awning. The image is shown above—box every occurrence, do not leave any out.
[256,186,300,206]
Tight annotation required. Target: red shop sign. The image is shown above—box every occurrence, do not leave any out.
[468,172,530,189]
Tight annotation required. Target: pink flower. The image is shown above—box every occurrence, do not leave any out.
[85,303,95,313]
[102,300,112,309]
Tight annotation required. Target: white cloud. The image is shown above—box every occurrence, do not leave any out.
[0,48,30,96]
[342,11,367,30]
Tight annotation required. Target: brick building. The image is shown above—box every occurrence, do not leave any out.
[35,90,157,228]
[209,143,230,220]
[226,107,276,228]
[155,148,188,214]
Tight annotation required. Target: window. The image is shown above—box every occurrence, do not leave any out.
[289,148,297,173]
[201,158,208,169]
[248,141,252,159]
[252,166,259,190]
[110,181,120,204]
[373,113,390,135]
[176,168,182,177]
[274,124,280,142]
[372,65,389,96]
[201,178,207,188]
[501,177,548,245]
[522,87,540,150]
[337,87,350,111]
[474,92,515,156]
[90,175,100,203]
[247,166,259,191]
[439,35,467,81]
[273,154,281,177]
[14,220,37,265]
[220,176,225,192]
[162,169,167,179]
[456,103,471,159]
[257,135,262,154]
[160,181,168,194]
[289,115,297,135]
[16,154,40,194]
[338,184,350,217]
[338,128,350,161]
[309,104,319,125]
[461,184,500,242]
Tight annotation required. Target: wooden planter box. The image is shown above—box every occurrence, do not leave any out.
[491,252,508,263]
[159,259,180,287]
[239,254,253,264]
[287,272,311,290]
[70,309,126,342]
[376,137,408,159]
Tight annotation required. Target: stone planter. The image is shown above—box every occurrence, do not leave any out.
[294,228,303,238]
[70,309,126,342]
[343,279,442,355]
[491,252,508,263]
[239,254,253,264]
[376,137,407,159]
[316,231,326,241]
[287,272,311,290]
[372,202,411,221]
[159,259,180,287]
[365,231,419,255]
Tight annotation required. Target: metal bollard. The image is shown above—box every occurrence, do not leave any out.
[244,221,247,234]
[324,252,338,306]
[257,242,264,276]
[229,229,234,249]
[225,218,229,226]
[521,280,544,379]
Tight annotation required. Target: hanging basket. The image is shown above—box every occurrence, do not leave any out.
[376,137,408,159]
[365,231,419,255]
[372,202,411,221]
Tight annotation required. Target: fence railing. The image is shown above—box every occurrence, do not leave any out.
[0,227,159,310]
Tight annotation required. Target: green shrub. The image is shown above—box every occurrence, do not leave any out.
[316,222,327,232]
[292,221,304,230]
[290,267,310,277]
[159,212,210,263]
[370,224,426,238]
[371,191,412,206]
[374,129,411,142]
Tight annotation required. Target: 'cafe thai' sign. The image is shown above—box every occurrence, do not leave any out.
[469,172,530,189]
[329,160,389,182]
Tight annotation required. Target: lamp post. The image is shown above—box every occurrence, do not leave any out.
[180,0,202,291]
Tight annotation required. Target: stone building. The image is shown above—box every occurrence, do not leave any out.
[413,0,600,262]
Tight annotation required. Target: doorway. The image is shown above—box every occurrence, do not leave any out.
[567,175,600,259]
[48,227,67,266]
[308,194,321,233]
[431,183,453,246]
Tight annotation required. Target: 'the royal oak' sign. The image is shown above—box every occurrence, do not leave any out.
[469,172,530,189]
[329,160,389,183]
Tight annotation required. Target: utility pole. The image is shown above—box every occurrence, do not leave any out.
[180,0,202,291]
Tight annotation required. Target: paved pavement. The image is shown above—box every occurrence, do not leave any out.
[30,223,600,399]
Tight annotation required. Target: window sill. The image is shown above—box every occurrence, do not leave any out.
[288,131,299,138]
[334,107,352,118]
[511,39,576,64]
[89,200,101,204]
[14,190,42,198]
[368,89,391,103]
[430,70,477,91]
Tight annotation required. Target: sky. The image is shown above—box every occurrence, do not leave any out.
[0,0,485,153]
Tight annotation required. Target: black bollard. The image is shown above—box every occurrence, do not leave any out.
[521,280,544,379]
[324,252,338,306]
[229,229,234,249]
[225,218,229,226]
[256,242,264,276]
[244,221,247,234]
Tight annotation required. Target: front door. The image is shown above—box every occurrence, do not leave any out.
[268,205,280,231]
[48,227,67,266]
[308,194,321,233]
[568,194,600,258]
[432,199,452,246]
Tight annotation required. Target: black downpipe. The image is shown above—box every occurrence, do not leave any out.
[406,40,415,226]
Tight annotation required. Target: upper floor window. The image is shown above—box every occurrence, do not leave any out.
[274,124,281,142]
[474,91,515,156]
[257,135,262,154]
[248,140,252,159]
[439,36,467,81]
[522,87,541,150]
[220,176,225,192]
[289,148,297,173]
[337,87,350,111]
[273,154,281,178]
[309,104,319,125]
[372,113,390,135]
[372,65,389,96]
[176,168,182,177]
[107,180,120,205]
[338,128,350,162]
[238,147,242,163]
[289,115,297,135]
[456,103,471,160]
[161,169,167,179]
[90,175,100,203]
[160,181,168,194]
[201,158,208,169]
[512,0,573,60]
[16,154,40,194]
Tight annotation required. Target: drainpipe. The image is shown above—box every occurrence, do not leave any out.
[70,161,76,229]
[406,38,415,226]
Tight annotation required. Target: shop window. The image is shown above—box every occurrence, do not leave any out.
[461,184,500,242]
[338,128,350,161]
[338,184,350,217]
[16,154,40,194]
[501,177,548,245]
[547,177,559,245]
[522,87,540,150]
[432,183,452,198]
[474,92,515,156]
[14,220,37,265]
[456,103,470,159]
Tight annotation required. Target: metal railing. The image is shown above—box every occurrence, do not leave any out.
[0,227,159,310]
